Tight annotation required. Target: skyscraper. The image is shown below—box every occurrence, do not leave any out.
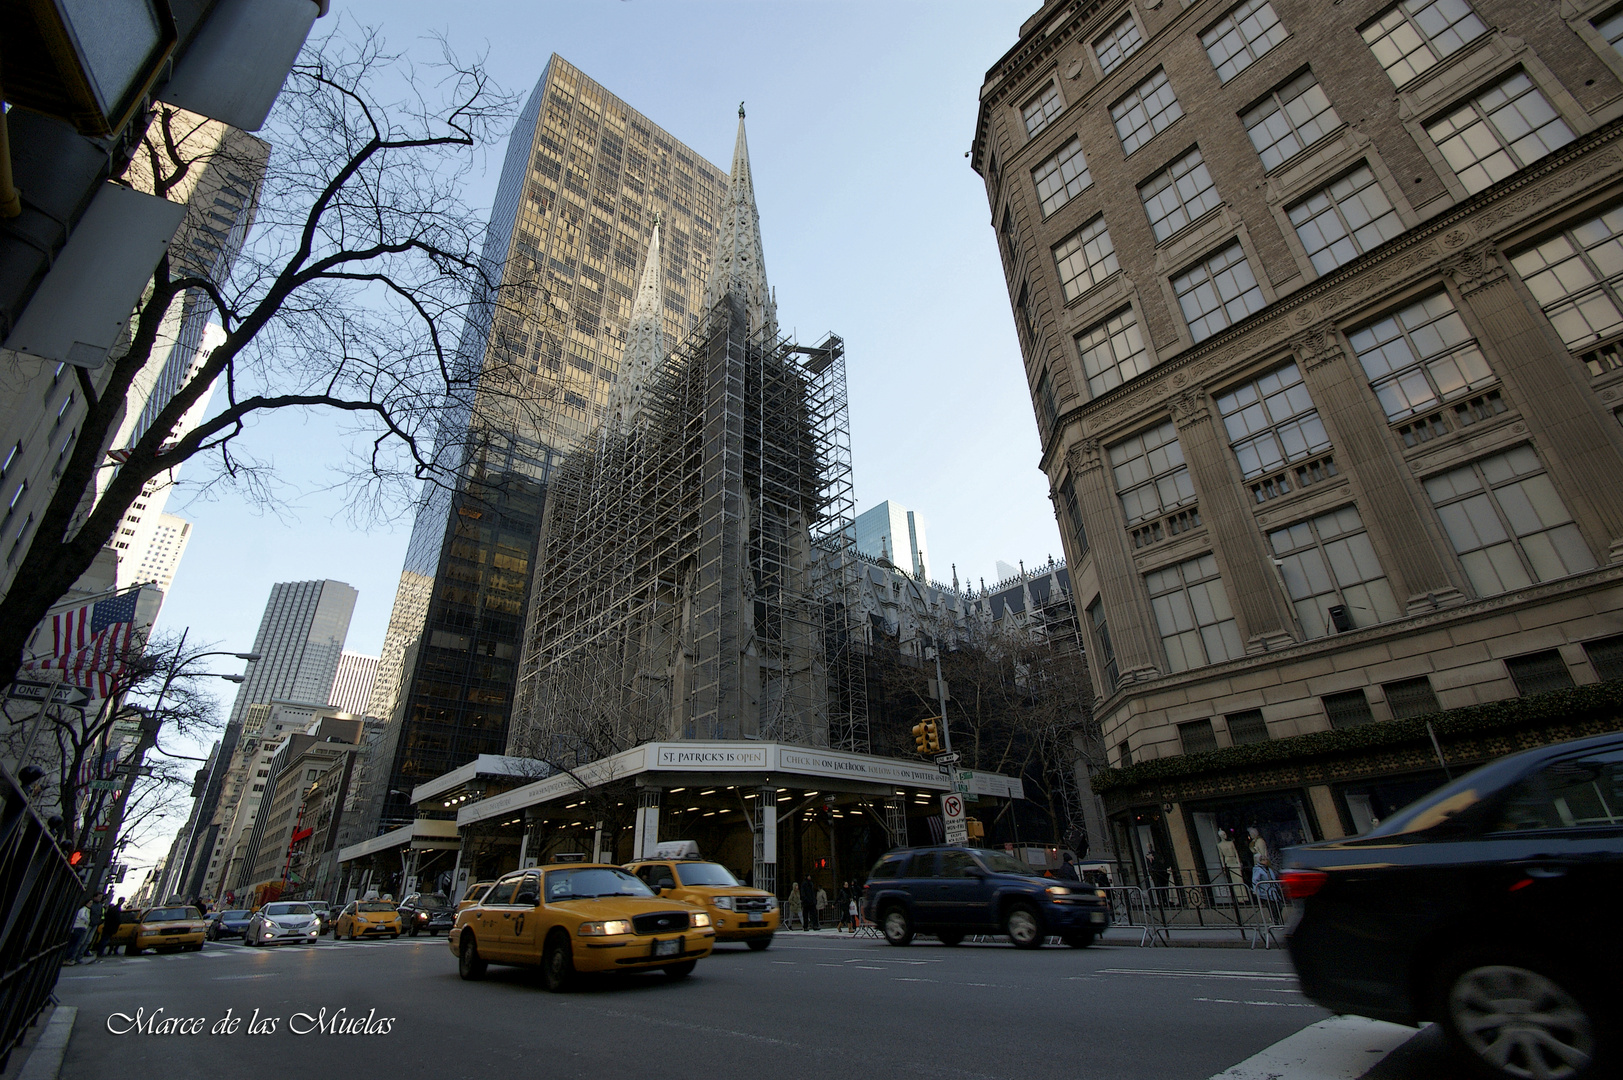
[328,651,379,716]
[974,0,1623,884]
[854,501,932,581]
[358,57,729,834]
[174,579,357,898]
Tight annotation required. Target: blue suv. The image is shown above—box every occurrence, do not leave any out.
[861,845,1110,948]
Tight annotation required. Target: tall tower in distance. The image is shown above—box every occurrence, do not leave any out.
[854,501,932,582]
[358,56,730,835]
[175,579,358,899]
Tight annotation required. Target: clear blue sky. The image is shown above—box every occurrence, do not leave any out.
[156,0,1052,734]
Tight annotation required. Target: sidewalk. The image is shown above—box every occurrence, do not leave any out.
[0,1006,75,1080]
[774,926,1278,949]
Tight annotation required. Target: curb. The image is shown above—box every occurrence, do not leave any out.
[15,1006,75,1080]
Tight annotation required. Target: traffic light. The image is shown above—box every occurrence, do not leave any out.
[966,818,984,839]
[924,719,941,754]
[68,850,84,867]
[912,720,931,755]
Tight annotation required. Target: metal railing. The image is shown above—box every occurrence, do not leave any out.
[1113,871,1288,948]
[0,766,81,1070]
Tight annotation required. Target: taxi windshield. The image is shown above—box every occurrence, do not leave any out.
[144,907,198,922]
[413,894,451,910]
[358,902,397,913]
[546,867,653,900]
[675,862,739,887]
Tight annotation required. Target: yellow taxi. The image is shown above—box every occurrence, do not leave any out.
[626,846,779,950]
[449,862,715,991]
[332,900,403,939]
[127,905,207,955]
[456,881,495,913]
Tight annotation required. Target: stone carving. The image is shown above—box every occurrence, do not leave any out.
[1067,438,1103,475]
[1170,386,1210,428]
[1475,148,1623,234]
[1442,240,1505,294]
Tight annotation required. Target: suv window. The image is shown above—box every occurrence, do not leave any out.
[1492,751,1623,832]
[866,853,910,880]
[940,851,980,877]
[486,876,521,905]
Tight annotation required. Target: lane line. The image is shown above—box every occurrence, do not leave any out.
[1192,997,1319,1008]
[1209,1016,1421,1080]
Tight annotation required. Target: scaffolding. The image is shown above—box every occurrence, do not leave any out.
[510,293,867,768]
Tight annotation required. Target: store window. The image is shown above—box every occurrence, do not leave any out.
[1268,505,1402,637]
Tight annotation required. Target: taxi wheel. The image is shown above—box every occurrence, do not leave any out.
[541,933,576,993]
[746,937,772,952]
[457,934,486,981]
[662,960,696,980]
[1004,903,1044,949]
[880,906,914,947]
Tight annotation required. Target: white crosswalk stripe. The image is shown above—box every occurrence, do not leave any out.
[1210,1016,1421,1080]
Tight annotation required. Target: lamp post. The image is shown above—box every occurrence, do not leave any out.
[85,633,260,901]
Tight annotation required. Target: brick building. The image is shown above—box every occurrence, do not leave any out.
[973,0,1623,885]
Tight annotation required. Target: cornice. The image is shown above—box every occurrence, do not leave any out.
[1036,120,1623,472]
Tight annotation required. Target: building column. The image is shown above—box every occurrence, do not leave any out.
[753,786,777,896]
[1449,245,1623,561]
[1306,786,1345,840]
[1169,388,1297,651]
[633,788,661,859]
[1293,324,1467,610]
[1064,440,1161,685]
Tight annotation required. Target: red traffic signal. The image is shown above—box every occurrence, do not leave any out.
[68,850,84,867]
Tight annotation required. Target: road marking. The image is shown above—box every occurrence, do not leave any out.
[892,977,938,983]
[214,973,280,980]
[1193,997,1319,1008]
[1098,968,1295,982]
[1209,1016,1420,1080]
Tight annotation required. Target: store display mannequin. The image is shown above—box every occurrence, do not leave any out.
[1248,826,1270,866]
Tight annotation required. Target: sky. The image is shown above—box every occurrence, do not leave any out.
[138,0,1053,877]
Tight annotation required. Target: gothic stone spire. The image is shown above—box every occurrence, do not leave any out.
[701,110,777,339]
[606,216,665,433]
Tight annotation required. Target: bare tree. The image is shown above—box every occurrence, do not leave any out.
[0,26,549,690]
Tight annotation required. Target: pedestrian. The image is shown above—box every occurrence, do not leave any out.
[99,898,123,958]
[1054,853,1081,883]
[834,883,850,931]
[848,889,860,934]
[801,875,819,931]
[815,884,828,930]
[786,883,803,930]
[1252,856,1284,923]
[65,903,90,966]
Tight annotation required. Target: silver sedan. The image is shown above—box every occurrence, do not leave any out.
[245,901,322,946]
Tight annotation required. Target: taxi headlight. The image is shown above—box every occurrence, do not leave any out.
[1046,886,1072,896]
[577,920,632,937]
[690,912,712,929]
[713,897,734,911]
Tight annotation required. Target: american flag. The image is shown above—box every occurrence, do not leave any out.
[23,590,141,697]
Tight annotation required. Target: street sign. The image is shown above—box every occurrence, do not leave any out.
[7,680,91,707]
[88,780,121,791]
[934,752,961,765]
[927,678,950,702]
[938,763,953,775]
[942,792,968,844]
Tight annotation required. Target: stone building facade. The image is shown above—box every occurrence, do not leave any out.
[974,0,1623,884]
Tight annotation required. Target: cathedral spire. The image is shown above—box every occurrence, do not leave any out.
[606,216,665,433]
[701,109,777,338]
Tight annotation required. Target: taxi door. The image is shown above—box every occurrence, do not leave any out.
[475,875,522,961]
[504,872,545,963]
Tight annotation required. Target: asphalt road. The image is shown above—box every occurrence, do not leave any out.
[51,931,1467,1080]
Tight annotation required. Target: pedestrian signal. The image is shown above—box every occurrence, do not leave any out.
[68,850,84,867]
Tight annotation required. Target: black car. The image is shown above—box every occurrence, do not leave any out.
[205,909,253,941]
[397,893,455,936]
[861,845,1110,948]
[1285,732,1622,1080]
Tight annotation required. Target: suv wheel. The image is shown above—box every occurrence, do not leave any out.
[1436,955,1603,1080]
[880,906,914,947]
[1004,903,1043,949]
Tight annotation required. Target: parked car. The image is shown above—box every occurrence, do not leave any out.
[862,845,1111,948]
[244,901,321,946]
[1285,732,1623,1080]
[306,901,332,934]
[450,863,714,991]
[397,893,455,936]
[127,906,207,955]
[626,847,779,950]
[205,909,253,941]
[333,900,403,939]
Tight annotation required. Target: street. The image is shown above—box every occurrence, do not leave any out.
[51,932,1468,1080]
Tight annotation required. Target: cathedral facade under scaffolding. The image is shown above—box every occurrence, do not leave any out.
[509,111,867,769]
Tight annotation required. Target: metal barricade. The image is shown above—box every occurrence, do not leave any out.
[0,767,83,1070]
[1134,875,1287,948]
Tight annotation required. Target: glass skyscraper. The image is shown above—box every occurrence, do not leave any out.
[358,56,728,834]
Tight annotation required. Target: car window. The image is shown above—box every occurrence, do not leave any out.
[515,874,541,904]
[975,850,1042,877]
[487,877,521,905]
[415,894,451,910]
[647,864,677,889]
[940,851,980,877]
[357,902,396,913]
[675,862,739,887]
[1491,751,1623,832]
[867,852,911,880]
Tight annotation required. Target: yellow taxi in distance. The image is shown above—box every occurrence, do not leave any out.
[332,900,403,939]
[625,853,779,950]
[456,881,495,913]
[128,905,206,955]
[450,863,714,991]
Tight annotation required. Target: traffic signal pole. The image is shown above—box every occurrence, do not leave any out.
[932,648,952,754]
